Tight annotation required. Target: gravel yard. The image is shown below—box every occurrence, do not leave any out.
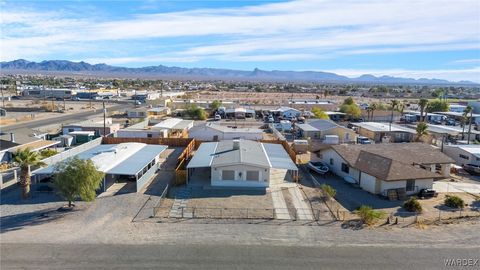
[185,188,274,219]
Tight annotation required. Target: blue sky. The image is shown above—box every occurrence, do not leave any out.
[1,0,480,82]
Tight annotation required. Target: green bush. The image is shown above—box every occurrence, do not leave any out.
[403,197,422,213]
[40,149,58,159]
[320,184,336,198]
[444,195,465,209]
[355,205,386,226]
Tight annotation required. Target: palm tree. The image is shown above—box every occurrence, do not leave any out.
[415,122,429,142]
[466,106,474,144]
[462,106,472,140]
[366,107,373,121]
[397,102,406,126]
[369,103,377,121]
[389,100,399,131]
[13,148,45,199]
[419,99,428,122]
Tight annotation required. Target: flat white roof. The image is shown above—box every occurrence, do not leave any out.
[449,145,480,158]
[154,118,183,129]
[34,143,167,176]
[353,122,416,133]
[187,140,297,170]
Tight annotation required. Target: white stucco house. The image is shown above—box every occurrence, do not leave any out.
[186,140,298,187]
[316,143,453,196]
[272,107,301,119]
[188,123,263,141]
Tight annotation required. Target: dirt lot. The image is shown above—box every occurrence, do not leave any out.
[181,188,274,219]
[195,91,383,106]
[0,100,118,126]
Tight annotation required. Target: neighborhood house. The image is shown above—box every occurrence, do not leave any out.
[186,140,298,187]
[188,123,263,141]
[33,142,167,193]
[296,119,357,143]
[316,143,453,197]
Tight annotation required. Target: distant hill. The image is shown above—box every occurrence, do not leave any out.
[0,59,476,85]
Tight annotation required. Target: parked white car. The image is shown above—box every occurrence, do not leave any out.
[307,161,329,174]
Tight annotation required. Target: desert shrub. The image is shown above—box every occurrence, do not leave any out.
[40,148,58,159]
[320,184,336,198]
[356,205,386,226]
[444,195,465,209]
[403,197,422,213]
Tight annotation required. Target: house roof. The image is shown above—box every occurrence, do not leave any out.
[187,140,297,170]
[0,140,20,151]
[153,118,193,130]
[12,140,60,152]
[330,143,454,181]
[354,151,440,181]
[0,129,45,151]
[448,145,480,158]
[213,140,270,167]
[296,123,318,132]
[34,143,167,176]
[352,122,416,133]
[193,123,262,134]
[306,119,339,131]
[274,106,300,112]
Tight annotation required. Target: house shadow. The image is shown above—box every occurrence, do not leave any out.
[0,208,74,233]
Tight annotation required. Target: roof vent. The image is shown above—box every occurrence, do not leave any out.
[233,139,240,150]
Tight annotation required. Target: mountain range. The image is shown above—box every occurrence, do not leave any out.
[0,59,476,85]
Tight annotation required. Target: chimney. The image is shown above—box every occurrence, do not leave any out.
[10,133,15,143]
[233,139,240,150]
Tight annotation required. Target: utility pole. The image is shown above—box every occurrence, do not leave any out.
[51,90,55,112]
[89,88,92,109]
[1,86,5,107]
[103,101,106,137]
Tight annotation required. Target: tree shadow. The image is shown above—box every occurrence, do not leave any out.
[1,185,64,206]
[0,207,75,233]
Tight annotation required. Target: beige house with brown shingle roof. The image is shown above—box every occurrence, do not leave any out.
[316,143,454,196]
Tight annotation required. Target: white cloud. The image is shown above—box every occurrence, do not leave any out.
[1,0,479,82]
[324,67,480,83]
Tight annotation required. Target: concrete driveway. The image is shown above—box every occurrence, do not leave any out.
[303,168,403,211]
[433,181,480,194]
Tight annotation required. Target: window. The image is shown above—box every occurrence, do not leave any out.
[68,128,75,132]
[330,158,334,165]
[406,179,415,192]
[459,154,469,160]
[341,163,349,173]
[246,171,259,181]
[222,170,235,181]
[345,133,350,141]
[147,133,153,138]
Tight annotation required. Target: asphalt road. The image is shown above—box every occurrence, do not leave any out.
[1,103,132,132]
[1,243,478,269]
